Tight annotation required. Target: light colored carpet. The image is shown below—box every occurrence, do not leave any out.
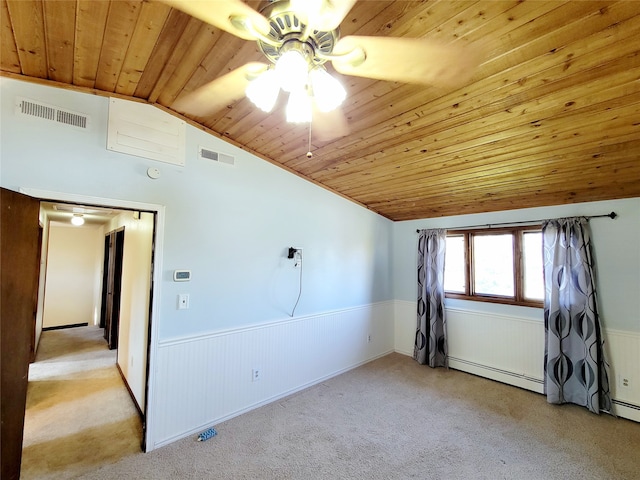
[21,326,142,480]
[22,328,640,479]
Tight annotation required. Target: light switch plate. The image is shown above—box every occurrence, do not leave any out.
[178,293,189,310]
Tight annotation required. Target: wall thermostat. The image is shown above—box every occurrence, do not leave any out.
[173,270,191,282]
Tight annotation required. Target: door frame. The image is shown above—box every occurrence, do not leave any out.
[21,187,164,453]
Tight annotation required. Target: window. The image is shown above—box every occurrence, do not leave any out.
[444,226,544,307]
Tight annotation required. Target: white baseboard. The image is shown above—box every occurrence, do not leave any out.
[447,357,545,393]
[613,400,640,423]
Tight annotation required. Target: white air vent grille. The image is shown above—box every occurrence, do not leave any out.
[19,100,55,120]
[199,147,234,165]
[16,97,90,130]
[57,109,88,129]
[199,148,219,161]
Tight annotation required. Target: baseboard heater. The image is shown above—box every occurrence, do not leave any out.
[450,357,640,406]
[448,356,544,385]
[612,399,640,411]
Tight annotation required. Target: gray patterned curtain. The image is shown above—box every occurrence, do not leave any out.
[414,229,447,368]
[542,217,612,414]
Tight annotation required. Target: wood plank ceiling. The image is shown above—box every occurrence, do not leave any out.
[2,0,639,221]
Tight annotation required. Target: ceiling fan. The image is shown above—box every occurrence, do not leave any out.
[164,0,479,141]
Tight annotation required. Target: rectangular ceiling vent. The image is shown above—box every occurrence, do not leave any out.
[199,147,235,166]
[16,97,90,130]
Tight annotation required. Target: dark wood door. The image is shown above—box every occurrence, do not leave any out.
[1,188,40,480]
[102,228,124,350]
[99,234,110,329]
[102,232,114,341]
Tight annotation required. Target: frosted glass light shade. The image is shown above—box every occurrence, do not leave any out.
[275,50,309,93]
[310,67,346,112]
[286,89,312,123]
[71,215,85,226]
[246,69,280,112]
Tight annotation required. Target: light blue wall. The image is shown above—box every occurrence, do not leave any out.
[1,78,392,340]
[393,197,640,332]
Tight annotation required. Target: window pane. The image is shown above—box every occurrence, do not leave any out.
[473,234,514,296]
[523,232,544,300]
[444,235,465,292]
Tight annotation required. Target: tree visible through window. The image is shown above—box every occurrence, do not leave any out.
[444,227,544,307]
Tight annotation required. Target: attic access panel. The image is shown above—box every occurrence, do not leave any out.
[107,98,186,166]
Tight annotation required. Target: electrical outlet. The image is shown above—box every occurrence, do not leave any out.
[618,374,630,389]
[292,247,302,268]
[252,368,261,382]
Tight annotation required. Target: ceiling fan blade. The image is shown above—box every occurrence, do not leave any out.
[159,0,271,40]
[312,106,350,142]
[172,62,269,117]
[291,0,357,32]
[332,36,480,88]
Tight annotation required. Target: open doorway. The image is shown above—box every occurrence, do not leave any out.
[23,198,157,468]
[37,200,155,410]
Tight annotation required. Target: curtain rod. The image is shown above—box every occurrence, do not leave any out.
[415,212,617,233]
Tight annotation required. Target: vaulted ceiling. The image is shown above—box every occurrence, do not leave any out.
[2,0,639,220]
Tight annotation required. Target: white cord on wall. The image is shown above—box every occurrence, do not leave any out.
[290,250,303,317]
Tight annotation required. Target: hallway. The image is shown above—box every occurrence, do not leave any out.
[21,326,142,479]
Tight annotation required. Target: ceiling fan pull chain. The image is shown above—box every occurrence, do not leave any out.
[306,121,313,159]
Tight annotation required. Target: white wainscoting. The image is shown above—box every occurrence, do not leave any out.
[446,307,545,392]
[394,300,417,357]
[151,301,395,448]
[605,328,640,422]
[393,300,640,422]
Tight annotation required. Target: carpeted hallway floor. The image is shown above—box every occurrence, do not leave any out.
[20,326,142,479]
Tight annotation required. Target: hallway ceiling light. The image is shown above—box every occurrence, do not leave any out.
[71,214,85,226]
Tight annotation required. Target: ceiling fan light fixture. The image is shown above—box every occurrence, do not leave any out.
[275,50,310,93]
[310,66,346,112]
[246,69,280,112]
[286,88,312,123]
